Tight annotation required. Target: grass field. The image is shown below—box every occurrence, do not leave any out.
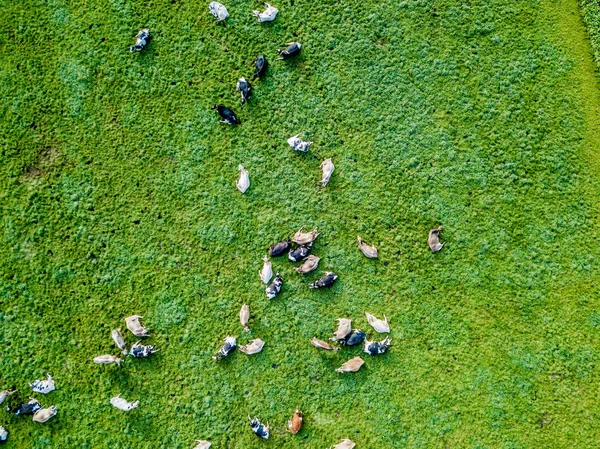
[2,0,600,447]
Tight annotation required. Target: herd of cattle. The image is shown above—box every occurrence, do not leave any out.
[0,2,447,446]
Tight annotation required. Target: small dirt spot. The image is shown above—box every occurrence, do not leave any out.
[39,146,61,165]
[24,166,43,177]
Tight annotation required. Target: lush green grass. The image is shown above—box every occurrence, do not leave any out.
[2,0,600,447]
[580,0,600,69]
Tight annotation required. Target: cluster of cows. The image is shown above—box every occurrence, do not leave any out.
[0,374,58,442]
[0,316,163,443]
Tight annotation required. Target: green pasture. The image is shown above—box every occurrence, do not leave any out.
[1,0,600,447]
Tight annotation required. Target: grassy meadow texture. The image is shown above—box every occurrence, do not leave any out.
[2,0,600,447]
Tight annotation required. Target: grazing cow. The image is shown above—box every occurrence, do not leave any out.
[240,304,250,333]
[236,165,250,193]
[330,318,351,342]
[363,337,392,355]
[428,226,445,252]
[288,409,303,434]
[335,357,364,373]
[287,134,313,152]
[0,390,14,406]
[288,242,313,262]
[112,329,128,355]
[9,398,41,415]
[365,312,390,333]
[129,342,159,358]
[277,42,301,60]
[209,2,229,21]
[339,329,366,347]
[253,3,278,22]
[110,395,139,411]
[253,55,268,80]
[320,158,334,187]
[212,105,240,125]
[249,416,270,439]
[32,406,57,423]
[358,236,378,258]
[236,77,252,104]
[309,272,338,289]
[294,255,320,274]
[213,336,236,360]
[29,374,55,394]
[93,355,123,365]
[310,337,339,351]
[266,273,283,299]
[239,338,265,355]
[130,29,150,52]
[269,238,291,256]
[125,315,149,337]
[259,256,273,284]
[292,226,319,244]
[331,439,356,449]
